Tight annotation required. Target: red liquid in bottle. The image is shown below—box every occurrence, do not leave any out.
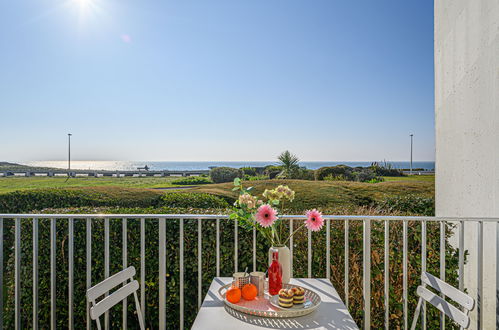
[268,249,282,295]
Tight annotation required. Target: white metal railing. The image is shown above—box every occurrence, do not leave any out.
[0,214,495,329]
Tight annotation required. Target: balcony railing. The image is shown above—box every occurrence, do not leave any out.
[0,214,494,329]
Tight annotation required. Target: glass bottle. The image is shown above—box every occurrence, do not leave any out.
[268,248,282,295]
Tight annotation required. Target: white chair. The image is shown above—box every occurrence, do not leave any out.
[87,266,145,330]
[410,271,474,329]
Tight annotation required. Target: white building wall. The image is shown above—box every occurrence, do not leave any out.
[435,0,499,328]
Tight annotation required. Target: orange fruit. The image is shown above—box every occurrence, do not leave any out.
[226,287,241,303]
[241,283,257,301]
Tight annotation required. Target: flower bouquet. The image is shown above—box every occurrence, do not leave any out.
[229,178,325,283]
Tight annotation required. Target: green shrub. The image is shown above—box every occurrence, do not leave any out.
[243,175,268,181]
[370,162,405,176]
[209,167,241,183]
[240,167,257,176]
[378,195,435,216]
[315,165,354,181]
[0,187,164,213]
[171,176,212,185]
[160,192,229,209]
[263,165,283,179]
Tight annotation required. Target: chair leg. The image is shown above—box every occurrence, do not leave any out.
[410,297,423,330]
[96,317,102,330]
[133,291,146,330]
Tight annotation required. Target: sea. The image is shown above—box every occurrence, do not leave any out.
[25,161,435,171]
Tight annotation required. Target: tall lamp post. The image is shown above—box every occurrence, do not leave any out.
[410,134,413,175]
[68,133,72,171]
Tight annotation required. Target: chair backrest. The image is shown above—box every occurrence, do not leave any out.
[87,266,144,329]
[417,272,474,328]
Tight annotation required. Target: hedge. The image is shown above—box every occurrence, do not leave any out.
[0,187,164,213]
[209,167,242,183]
[160,193,229,209]
[2,210,461,329]
[171,176,212,185]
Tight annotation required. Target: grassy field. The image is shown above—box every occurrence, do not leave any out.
[382,175,435,182]
[0,175,435,214]
[188,178,434,212]
[0,176,181,193]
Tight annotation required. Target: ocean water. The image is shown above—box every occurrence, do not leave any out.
[25,160,435,171]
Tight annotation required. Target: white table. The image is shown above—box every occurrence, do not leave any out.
[192,277,359,330]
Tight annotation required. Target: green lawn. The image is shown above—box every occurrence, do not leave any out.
[0,176,180,193]
[382,174,434,182]
[188,178,434,213]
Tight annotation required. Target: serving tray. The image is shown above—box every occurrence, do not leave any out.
[218,282,321,318]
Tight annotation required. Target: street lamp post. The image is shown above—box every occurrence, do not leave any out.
[410,134,413,175]
[68,133,72,171]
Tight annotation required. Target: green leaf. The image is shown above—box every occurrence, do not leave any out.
[232,187,240,191]
[233,177,241,186]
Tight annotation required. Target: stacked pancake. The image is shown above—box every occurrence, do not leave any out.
[292,287,305,304]
[278,289,294,308]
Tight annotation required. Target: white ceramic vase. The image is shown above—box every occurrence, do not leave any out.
[268,245,291,284]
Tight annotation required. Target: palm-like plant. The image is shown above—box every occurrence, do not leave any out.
[277,150,300,178]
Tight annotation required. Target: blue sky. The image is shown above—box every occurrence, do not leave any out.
[0,0,434,162]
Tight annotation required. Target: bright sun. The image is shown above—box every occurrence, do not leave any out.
[74,0,95,11]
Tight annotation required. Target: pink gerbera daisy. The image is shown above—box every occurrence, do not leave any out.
[305,209,324,231]
[255,204,278,227]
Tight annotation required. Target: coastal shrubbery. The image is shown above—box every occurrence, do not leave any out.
[209,167,242,183]
[171,176,212,185]
[160,192,229,209]
[378,195,434,216]
[316,165,384,183]
[0,187,164,213]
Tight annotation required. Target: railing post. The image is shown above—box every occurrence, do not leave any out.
[198,218,202,309]
[86,218,92,330]
[403,220,408,330]
[421,220,427,330]
[179,219,184,330]
[0,218,3,329]
[50,218,56,330]
[216,219,220,277]
[159,218,166,329]
[140,218,146,320]
[122,217,128,329]
[104,218,109,330]
[307,228,312,278]
[289,219,293,279]
[68,218,74,330]
[33,218,39,330]
[363,219,371,329]
[384,220,389,330]
[15,218,21,330]
[326,219,330,280]
[234,219,238,273]
[345,219,349,308]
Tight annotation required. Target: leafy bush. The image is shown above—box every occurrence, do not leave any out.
[209,167,241,183]
[378,195,435,216]
[171,176,212,185]
[370,162,405,176]
[293,168,315,180]
[240,167,257,176]
[160,192,229,209]
[0,187,164,213]
[315,165,354,181]
[264,165,282,179]
[243,175,268,181]
[317,166,384,183]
